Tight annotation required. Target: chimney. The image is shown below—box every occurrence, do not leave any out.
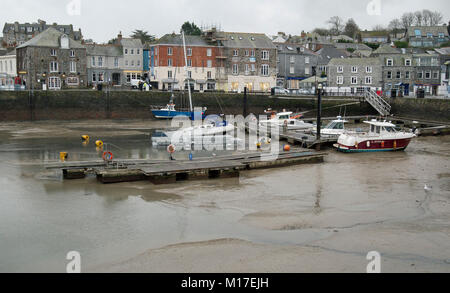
[117,31,123,43]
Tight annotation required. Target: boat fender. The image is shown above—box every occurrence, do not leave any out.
[81,135,90,141]
[95,140,104,147]
[283,145,291,152]
[102,151,113,161]
[394,141,397,149]
[367,141,371,148]
[60,152,68,162]
[355,142,358,149]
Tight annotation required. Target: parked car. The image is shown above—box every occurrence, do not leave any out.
[272,87,290,95]
[130,79,141,89]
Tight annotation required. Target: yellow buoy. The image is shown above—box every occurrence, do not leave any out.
[60,152,68,162]
[81,135,90,141]
[95,140,104,147]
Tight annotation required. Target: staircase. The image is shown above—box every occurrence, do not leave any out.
[364,89,391,116]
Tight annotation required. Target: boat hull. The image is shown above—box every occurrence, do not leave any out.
[152,110,205,120]
[334,138,413,153]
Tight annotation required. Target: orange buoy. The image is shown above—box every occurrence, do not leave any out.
[283,145,291,152]
[102,151,113,161]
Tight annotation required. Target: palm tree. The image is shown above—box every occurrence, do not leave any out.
[130,30,155,43]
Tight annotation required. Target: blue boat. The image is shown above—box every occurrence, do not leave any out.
[151,103,207,120]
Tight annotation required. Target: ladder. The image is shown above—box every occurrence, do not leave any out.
[363,89,391,116]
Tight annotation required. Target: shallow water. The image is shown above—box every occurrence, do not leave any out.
[0,120,449,272]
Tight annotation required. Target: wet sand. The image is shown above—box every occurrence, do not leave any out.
[0,120,449,273]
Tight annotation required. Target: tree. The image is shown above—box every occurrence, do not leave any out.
[372,25,387,32]
[312,28,330,36]
[388,19,402,34]
[401,12,415,37]
[181,22,202,36]
[343,18,360,39]
[414,11,423,26]
[130,30,155,43]
[394,41,409,48]
[327,16,344,36]
[422,9,433,26]
[107,38,117,45]
[430,11,443,26]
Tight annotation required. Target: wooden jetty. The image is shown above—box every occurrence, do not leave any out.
[51,149,326,184]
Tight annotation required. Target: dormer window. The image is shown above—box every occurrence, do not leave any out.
[60,34,69,49]
[405,59,411,66]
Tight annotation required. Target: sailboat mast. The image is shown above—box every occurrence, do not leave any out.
[182,31,193,112]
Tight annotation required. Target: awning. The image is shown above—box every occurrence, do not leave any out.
[196,80,206,84]
[123,70,143,73]
[299,76,327,84]
[18,71,27,74]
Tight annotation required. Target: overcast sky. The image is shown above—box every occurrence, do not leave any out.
[1,0,449,43]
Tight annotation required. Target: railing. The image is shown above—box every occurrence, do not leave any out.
[363,89,391,116]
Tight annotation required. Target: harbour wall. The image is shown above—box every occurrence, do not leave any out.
[0,90,449,122]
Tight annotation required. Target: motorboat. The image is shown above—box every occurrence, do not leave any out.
[334,120,415,153]
[259,112,314,131]
[151,103,207,120]
[312,116,348,137]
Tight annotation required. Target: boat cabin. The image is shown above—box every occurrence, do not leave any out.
[276,112,293,120]
[364,120,397,135]
[324,118,348,130]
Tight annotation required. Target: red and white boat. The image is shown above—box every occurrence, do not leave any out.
[334,120,415,153]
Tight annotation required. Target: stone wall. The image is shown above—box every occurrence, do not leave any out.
[0,90,449,122]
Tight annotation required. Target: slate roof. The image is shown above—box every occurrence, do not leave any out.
[334,43,372,51]
[372,44,401,55]
[16,27,84,49]
[218,32,276,49]
[85,44,123,56]
[3,21,82,39]
[275,43,317,55]
[316,45,347,65]
[435,47,450,55]
[157,34,210,46]
[328,57,382,66]
[407,26,449,37]
[120,38,143,48]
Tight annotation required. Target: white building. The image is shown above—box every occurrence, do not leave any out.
[0,50,17,89]
[116,34,144,85]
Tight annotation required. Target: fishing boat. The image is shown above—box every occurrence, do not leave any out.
[312,116,348,138]
[151,31,206,120]
[333,120,415,153]
[259,111,314,131]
